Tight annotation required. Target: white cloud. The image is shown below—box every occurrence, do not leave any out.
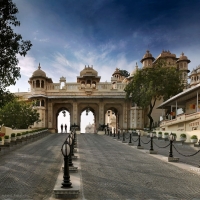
[48,44,137,83]
[17,55,36,77]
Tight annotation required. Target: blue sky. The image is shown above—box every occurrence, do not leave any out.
[9,0,200,92]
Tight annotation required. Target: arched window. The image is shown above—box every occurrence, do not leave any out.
[41,80,44,88]
[41,100,45,107]
[36,80,40,88]
[36,99,40,106]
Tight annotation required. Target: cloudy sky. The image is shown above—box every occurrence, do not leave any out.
[9,0,200,93]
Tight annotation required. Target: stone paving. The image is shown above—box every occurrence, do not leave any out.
[0,132,67,200]
[78,134,200,200]
[1,132,200,200]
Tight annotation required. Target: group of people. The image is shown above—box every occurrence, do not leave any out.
[60,124,67,133]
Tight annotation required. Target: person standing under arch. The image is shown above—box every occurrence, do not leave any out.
[61,124,63,133]
[64,124,67,133]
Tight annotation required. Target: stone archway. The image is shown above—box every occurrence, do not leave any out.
[104,103,123,134]
[53,103,73,133]
[77,103,99,133]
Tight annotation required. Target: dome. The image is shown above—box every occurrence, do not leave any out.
[130,63,138,76]
[143,50,153,59]
[140,50,155,63]
[32,64,46,77]
[80,65,98,76]
[177,52,191,63]
[112,68,121,76]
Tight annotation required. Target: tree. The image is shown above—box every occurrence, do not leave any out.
[0,90,15,108]
[0,99,40,129]
[119,69,130,77]
[0,0,32,91]
[124,61,184,130]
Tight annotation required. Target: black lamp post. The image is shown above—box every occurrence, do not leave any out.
[128,130,132,144]
[61,140,72,188]
[67,134,73,166]
[150,132,154,151]
[71,132,75,156]
[113,128,116,138]
[169,133,175,157]
[137,130,141,147]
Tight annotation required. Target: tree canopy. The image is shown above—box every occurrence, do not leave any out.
[0,99,40,129]
[124,61,184,130]
[0,90,15,108]
[0,0,32,92]
[119,69,130,77]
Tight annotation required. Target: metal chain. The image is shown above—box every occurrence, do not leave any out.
[141,139,151,144]
[172,144,200,157]
[132,138,138,142]
[125,133,130,139]
[153,141,170,148]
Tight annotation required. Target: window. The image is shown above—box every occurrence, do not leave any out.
[36,80,40,88]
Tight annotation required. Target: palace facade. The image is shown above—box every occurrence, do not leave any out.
[15,50,197,134]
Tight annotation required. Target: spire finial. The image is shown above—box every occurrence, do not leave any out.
[38,63,41,70]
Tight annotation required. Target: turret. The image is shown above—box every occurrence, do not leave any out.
[140,50,155,68]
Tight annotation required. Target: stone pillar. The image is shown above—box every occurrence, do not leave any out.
[99,101,104,125]
[48,102,52,128]
[123,102,127,130]
[72,101,78,125]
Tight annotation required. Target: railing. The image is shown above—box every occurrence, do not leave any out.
[160,112,200,126]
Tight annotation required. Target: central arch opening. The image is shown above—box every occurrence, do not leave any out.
[80,108,95,133]
[57,109,70,133]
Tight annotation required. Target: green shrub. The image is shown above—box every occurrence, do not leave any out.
[171,133,177,137]
[180,133,186,138]
[11,133,16,137]
[16,133,21,136]
[5,135,9,139]
[0,137,2,141]
[158,132,162,135]
[22,132,26,135]
[191,135,198,139]
[164,132,169,135]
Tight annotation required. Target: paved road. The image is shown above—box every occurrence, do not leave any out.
[79,134,200,200]
[0,133,67,200]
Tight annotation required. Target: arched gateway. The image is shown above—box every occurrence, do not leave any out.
[16,64,144,133]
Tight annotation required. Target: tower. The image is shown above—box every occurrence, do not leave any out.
[140,50,155,68]
[176,53,190,88]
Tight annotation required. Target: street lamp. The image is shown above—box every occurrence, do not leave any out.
[137,130,141,147]
[137,130,144,149]
[150,132,154,151]
[62,110,66,117]
[61,140,72,188]
[169,133,175,158]
[67,134,73,166]
[128,130,132,145]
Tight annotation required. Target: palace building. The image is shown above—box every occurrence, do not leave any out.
[15,50,199,136]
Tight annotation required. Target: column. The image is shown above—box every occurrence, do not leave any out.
[48,102,52,128]
[99,101,104,125]
[72,101,77,125]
